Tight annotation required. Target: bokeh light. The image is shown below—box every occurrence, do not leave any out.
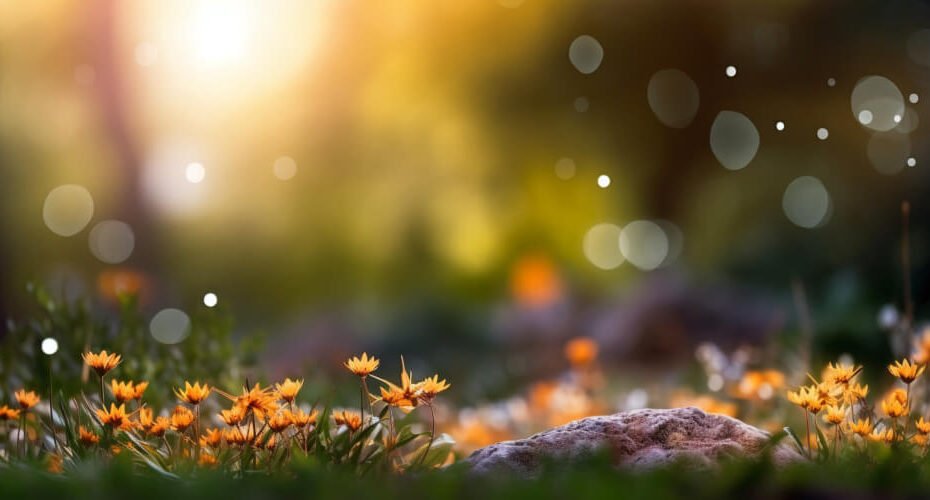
[782,176,831,229]
[582,223,624,270]
[647,69,700,128]
[573,97,589,112]
[568,35,603,74]
[816,128,829,140]
[597,174,611,188]
[710,111,759,170]
[203,292,218,307]
[88,220,135,264]
[40,337,59,356]
[185,162,206,184]
[150,308,191,344]
[273,156,298,180]
[42,185,94,237]
[775,121,785,131]
[850,76,905,132]
[554,158,576,180]
[619,220,669,271]
[725,65,737,78]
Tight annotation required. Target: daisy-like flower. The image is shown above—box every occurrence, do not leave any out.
[14,389,40,410]
[175,381,211,405]
[132,381,149,401]
[199,428,222,448]
[913,433,929,447]
[842,383,869,405]
[418,375,451,403]
[823,362,861,385]
[378,358,421,409]
[889,359,925,384]
[138,407,154,430]
[198,453,218,467]
[882,395,908,418]
[275,378,303,403]
[786,388,809,409]
[869,427,896,443]
[564,337,598,367]
[82,350,122,377]
[217,383,278,421]
[917,417,930,434]
[345,353,380,377]
[96,403,131,430]
[149,416,170,437]
[846,418,872,437]
[78,425,100,446]
[0,405,21,421]
[268,411,292,433]
[822,405,846,425]
[220,406,246,426]
[288,408,318,428]
[223,427,249,446]
[332,410,363,431]
[109,380,137,403]
[171,405,195,432]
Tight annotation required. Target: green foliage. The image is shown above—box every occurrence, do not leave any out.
[0,283,263,407]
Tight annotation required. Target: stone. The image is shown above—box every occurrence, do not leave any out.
[464,407,805,476]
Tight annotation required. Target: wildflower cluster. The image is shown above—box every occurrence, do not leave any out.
[785,358,930,458]
[0,349,452,475]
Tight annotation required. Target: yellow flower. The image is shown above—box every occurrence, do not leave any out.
[96,403,131,430]
[198,453,218,467]
[332,410,362,431]
[217,383,278,421]
[822,405,846,425]
[564,337,598,367]
[891,388,909,405]
[0,405,21,421]
[888,359,925,384]
[786,388,807,408]
[109,380,137,403]
[175,381,211,405]
[345,352,380,377]
[78,425,100,446]
[275,378,303,403]
[223,426,249,446]
[288,408,318,428]
[46,454,63,474]
[380,385,416,408]
[917,417,930,434]
[842,383,869,405]
[913,328,930,364]
[200,428,222,448]
[171,405,195,432]
[418,375,450,403]
[268,411,292,433]
[138,407,154,430]
[14,389,40,410]
[823,362,861,385]
[149,416,170,437]
[869,427,896,443]
[913,433,929,447]
[133,381,149,401]
[82,350,122,377]
[220,406,246,426]
[846,418,872,437]
[378,357,421,409]
[882,395,908,418]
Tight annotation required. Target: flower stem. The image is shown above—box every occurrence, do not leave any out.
[417,403,436,467]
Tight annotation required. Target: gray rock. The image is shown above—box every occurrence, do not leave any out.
[465,407,804,476]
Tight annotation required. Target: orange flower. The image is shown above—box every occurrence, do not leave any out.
[913,433,929,447]
[377,357,420,409]
[109,380,137,403]
[14,389,40,410]
[198,453,218,467]
[175,381,211,405]
[200,428,222,448]
[380,385,416,408]
[268,412,292,433]
[289,408,318,428]
[564,337,598,367]
[822,405,846,425]
[220,406,246,426]
[917,417,930,434]
[82,350,122,377]
[0,405,21,421]
[882,395,908,419]
[913,328,930,364]
[846,418,872,437]
[138,407,154,430]
[217,383,278,421]
[149,416,170,437]
[223,427,249,446]
[275,378,303,403]
[96,403,131,430]
[418,375,451,403]
[345,353,380,377]
[171,405,195,432]
[842,383,869,405]
[332,410,362,431]
[889,359,925,384]
[79,425,100,446]
[133,381,149,401]
[823,362,861,385]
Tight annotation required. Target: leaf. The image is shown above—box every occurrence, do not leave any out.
[409,433,455,468]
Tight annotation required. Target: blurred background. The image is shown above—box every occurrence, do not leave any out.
[3,0,930,423]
